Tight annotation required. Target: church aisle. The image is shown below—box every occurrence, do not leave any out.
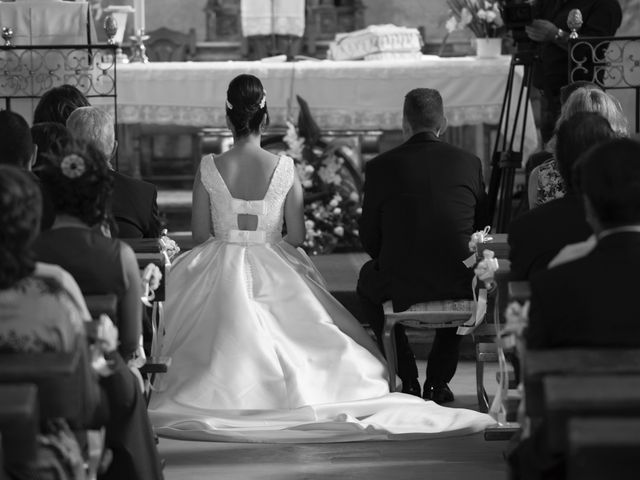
[157,361,507,479]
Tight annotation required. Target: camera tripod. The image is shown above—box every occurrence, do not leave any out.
[487,48,536,232]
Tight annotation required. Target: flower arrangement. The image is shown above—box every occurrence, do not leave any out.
[446,0,505,38]
[278,116,363,255]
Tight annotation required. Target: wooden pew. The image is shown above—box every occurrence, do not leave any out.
[0,384,39,465]
[543,374,640,453]
[567,417,640,480]
[524,349,640,419]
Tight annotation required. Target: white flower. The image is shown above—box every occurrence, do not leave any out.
[304,165,315,174]
[302,179,312,188]
[477,9,488,21]
[356,207,362,215]
[349,192,359,202]
[60,154,85,179]
[333,207,342,215]
[333,226,344,237]
[485,10,497,23]
[445,17,458,35]
[329,198,339,208]
[353,229,359,236]
[460,8,473,26]
[305,219,315,230]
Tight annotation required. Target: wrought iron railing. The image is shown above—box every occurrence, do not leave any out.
[569,36,640,133]
[0,43,118,164]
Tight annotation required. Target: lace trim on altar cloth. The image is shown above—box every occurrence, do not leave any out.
[116,104,504,130]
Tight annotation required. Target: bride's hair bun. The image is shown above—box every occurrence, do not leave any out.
[226,74,270,137]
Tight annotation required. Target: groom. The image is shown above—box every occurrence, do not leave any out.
[357,88,488,402]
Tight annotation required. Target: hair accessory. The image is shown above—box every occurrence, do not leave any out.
[60,154,85,179]
[259,91,267,109]
[226,99,233,110]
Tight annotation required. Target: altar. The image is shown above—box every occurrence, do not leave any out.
[117,55,535,134]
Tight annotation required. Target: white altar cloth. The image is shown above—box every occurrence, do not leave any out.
[116,55,538,152]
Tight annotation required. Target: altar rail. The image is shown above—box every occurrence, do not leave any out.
[0,43,118,164]
[569,36,640,133]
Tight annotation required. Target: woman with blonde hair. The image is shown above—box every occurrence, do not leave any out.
[528,87,628,208]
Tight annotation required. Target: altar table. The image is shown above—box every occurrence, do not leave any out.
[116,55,538,154]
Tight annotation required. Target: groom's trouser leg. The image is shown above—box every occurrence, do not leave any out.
[356,261,418,382]
[426,327,462,384]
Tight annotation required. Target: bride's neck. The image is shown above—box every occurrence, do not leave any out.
[232,133,261,149]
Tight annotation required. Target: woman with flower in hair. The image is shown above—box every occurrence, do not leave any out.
[147,74,493,443]
[32,141,142,362]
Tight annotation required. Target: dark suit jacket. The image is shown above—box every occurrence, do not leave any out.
[508,194,592,281]
[111,171,161,239]
[527,232,640,349]
[359,131,488,311]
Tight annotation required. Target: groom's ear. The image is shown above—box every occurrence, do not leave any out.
[438,116,448,137]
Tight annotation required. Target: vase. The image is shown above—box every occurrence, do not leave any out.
[475,38,502,58]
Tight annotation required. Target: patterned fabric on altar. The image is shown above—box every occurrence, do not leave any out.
[240,0,305,37]
[147,154,494,442]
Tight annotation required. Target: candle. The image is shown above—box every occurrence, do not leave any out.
[133,0,146,34]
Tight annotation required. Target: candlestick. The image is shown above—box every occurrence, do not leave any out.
[130,29,149,64]
[133,0,146,34]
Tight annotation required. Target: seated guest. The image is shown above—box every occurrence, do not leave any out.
[31,121,74,230]
[509,112,617,280]
[0,165,163,480]
[0,110,36,169]
[509,138,640,480]
[528,88,628,208]
[67,106,162,238]
[0,110,56,230]
[33,141,143,361]
[31,121,73,170]
[33,84,91,125]
[527,137,640,348]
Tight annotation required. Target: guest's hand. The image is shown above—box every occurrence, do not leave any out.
[525,19,558,43]
[95,314,119,353]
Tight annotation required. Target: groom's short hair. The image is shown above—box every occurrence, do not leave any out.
[403,88,444,132]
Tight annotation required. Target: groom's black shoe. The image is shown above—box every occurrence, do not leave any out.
[401,378,422,397]
[423,382,454,404]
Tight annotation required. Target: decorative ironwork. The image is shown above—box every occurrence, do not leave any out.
[0,44,117,100]
[569,36,640,132]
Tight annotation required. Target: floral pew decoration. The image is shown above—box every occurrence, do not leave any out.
[457,226,499,335]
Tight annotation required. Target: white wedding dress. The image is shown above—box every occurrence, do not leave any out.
[148,154,494,443]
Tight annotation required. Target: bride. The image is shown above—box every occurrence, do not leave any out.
[148,74,494,442]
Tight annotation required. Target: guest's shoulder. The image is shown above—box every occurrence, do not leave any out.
[112,170,157,195]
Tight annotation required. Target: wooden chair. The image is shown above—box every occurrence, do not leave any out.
[382,299,475,393]
[567,417,640,480]
[146,27,196,62]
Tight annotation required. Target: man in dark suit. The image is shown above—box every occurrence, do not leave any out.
[527,137,640,349]
[357,88,488,402]
[509,112,617,280]
[66,106,161,238]
[509,139,640,480]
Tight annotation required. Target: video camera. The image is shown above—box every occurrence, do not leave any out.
[501,0,535,47]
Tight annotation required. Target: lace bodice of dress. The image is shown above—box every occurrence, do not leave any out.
[199,154,294,243]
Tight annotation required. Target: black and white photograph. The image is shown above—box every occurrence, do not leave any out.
[1,1,639,479]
